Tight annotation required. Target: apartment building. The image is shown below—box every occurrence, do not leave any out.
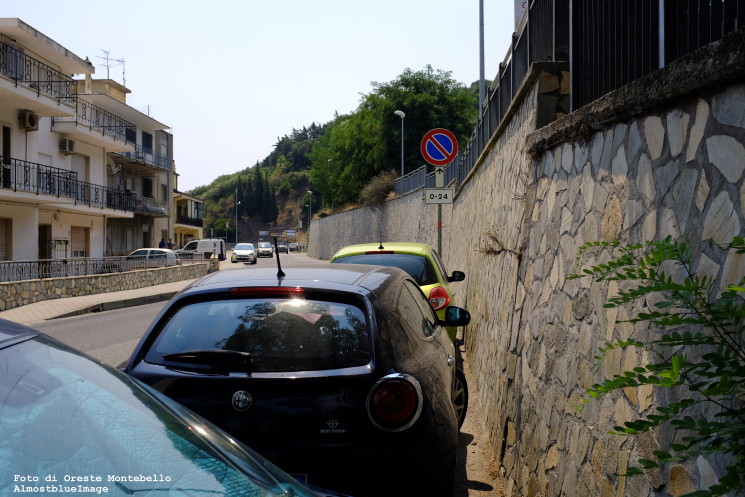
[0,18,200,261]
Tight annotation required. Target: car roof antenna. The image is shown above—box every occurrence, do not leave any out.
[273,236,286,278]
[378,236,384,250]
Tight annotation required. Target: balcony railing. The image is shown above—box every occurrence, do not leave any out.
[0,41,76,103]
[176,215,204,227]
[0,156,168,215]
[53,99,137,143]
[133,195,169,217]
[114,144,173,171]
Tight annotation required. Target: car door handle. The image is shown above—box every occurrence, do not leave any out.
[447,355,455,366]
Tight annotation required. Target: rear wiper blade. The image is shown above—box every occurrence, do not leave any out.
[162,349,252,372]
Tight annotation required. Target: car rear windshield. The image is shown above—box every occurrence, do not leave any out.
[146,297,370,372]
[332,253,438,286]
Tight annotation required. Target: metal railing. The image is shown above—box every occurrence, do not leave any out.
[572,0,744,109]
[0,41,76,103]
[395,0,744,197]
[176,214,204,227]
[133,195,170,217]
[53,98,137,143]
[0,156,168,214]
[395,0,569,196]
[0,256,203,283]
[113,144,173,171]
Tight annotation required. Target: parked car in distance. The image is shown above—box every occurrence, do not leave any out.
[0,318,349,497]
[289,242,300,252]
[276,241,289,253]
[231,243,257,264]
[125,248,181,268]
[125,265,470,497]
[256,241,274,257]
[177,239,226,261]
[329,242,468,426]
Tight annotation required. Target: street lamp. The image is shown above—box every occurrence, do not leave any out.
[394,110,405,176]
[307,190,313,233]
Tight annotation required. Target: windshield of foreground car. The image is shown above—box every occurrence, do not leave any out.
[331,253,439,286]
[147,298,371,372]
[234,244,254,251]
[0,337,320,497]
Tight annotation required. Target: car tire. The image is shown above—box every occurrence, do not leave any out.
[453,368,468,429]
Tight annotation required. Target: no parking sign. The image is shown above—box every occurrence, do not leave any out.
[420,128,458,166]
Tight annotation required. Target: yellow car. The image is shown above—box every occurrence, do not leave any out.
[330,242,465,338]
[330,242,468,427]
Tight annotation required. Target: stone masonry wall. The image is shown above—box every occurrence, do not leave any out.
[0,262,209,312]
[309,29,745,497]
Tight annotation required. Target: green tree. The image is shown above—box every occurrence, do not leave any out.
[309,65,477,205]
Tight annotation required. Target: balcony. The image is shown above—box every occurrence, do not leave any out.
[113,144,173,172]
[0,156,167,217]
[52,98,136,152]
[176,214,203,228]
[0,41,76,115]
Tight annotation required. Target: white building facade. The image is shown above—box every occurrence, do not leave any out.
[0,18,178,261]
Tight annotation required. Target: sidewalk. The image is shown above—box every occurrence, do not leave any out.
[0,279,197,327]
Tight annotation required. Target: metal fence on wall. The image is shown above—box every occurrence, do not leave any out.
[571,0,744,109]
[395,0,569,196]
[395,0,744,196]
[0,256,203,283]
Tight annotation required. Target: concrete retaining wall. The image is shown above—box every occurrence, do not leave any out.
[309,29,745,497]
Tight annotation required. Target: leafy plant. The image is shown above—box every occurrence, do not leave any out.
[568,236,745,497]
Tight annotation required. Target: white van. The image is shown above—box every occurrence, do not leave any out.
[177,239,226,260]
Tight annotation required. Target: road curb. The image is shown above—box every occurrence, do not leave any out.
[53,292,179,319]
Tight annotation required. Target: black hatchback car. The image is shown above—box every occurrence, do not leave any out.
[125,265,470,496]
[0,319,348,497]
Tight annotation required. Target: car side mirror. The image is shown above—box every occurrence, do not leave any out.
[448,271,465,282]
[441,306,470,327]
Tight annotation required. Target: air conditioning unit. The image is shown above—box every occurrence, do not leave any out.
[19,110,39,131]
[59,138,76,155]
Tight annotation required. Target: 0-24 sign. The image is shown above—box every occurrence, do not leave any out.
[425,188,453,204]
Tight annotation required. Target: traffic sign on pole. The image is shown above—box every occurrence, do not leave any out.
[421,128,458,166]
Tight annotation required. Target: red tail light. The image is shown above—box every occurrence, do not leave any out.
[367,374,422,431]
[428,286,450,310]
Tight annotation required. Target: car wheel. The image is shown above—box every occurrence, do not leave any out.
[453,368,468,428]
[231,260,236,263]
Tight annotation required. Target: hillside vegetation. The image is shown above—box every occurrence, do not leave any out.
[190,66,481,243]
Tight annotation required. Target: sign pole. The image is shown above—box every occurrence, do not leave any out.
[438,204,442,255]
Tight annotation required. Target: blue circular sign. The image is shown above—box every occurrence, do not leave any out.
[421,128,458,166]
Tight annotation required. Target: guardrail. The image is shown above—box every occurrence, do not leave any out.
[0,256,204,283]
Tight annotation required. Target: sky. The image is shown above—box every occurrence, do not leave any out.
[6,1,516,191]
